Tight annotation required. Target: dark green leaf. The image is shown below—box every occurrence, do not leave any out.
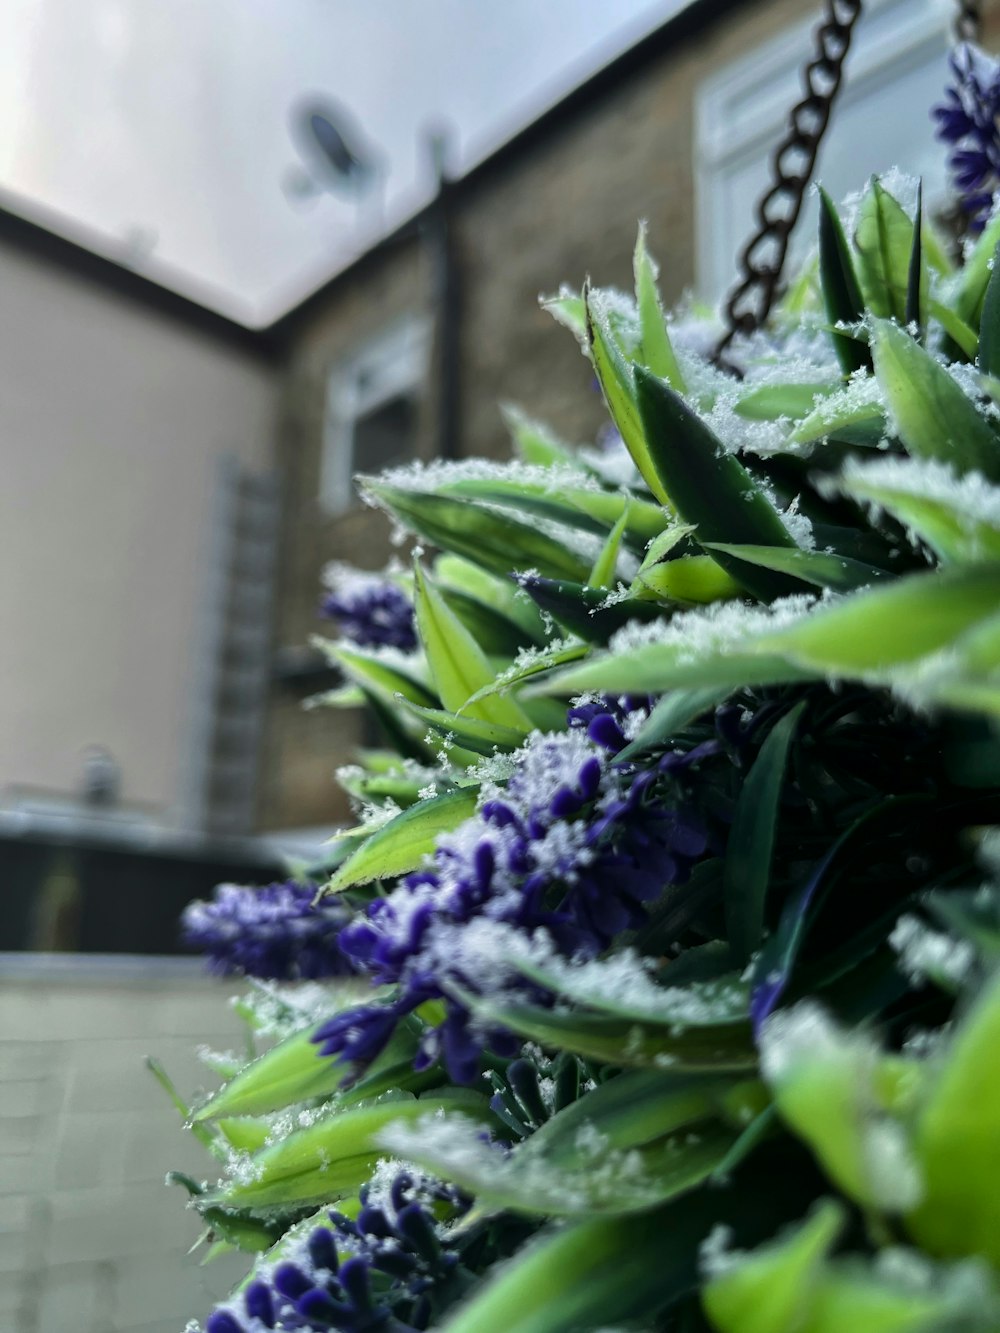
[633,366,801,601]
[725,701,806,964]
[818,185,870,375]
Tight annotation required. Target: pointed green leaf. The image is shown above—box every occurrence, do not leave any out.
[853,177,914,322]
[978,241,1000,378]
[789,377,886,448]
[328,785,479,892]
[725,702,805,964]
[904,180,924,336]
[871,317,1000,481]
[441,1210,701,1333]
[954,208,1000,329]
[540,287,587,345]
[385,1108,735,1217]
[908,972,1000,1265]
[588,508,628,587]
[835,459,1000,564]
[362,482,590,581]
[501,404,583,469]
[633,366,802,600]
[463,638,589,709]
[734,382,834,422]
[316,640,437,709]
[517,574,661,643]
[399,700,528,756]
[586,286,668,503]
[818,185,870,375]
[191,1023,354,1122]
[434,554,547,642]
[452,984,756,1072]
[207,1093,492,1211]
[755,564,1000,674]
[634,222,685,390]
[635,554,747,604]
[702,1200,844,1333]
[704,544,889,592]
[615,686,731,762]
[413,562,532,730]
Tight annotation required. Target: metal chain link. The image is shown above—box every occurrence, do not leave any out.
[714,0,864,362]
[954,0,981,43]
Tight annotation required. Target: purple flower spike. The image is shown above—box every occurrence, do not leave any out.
[182,881,355,982]
[321,565,417,651]
[933,43,1000,229]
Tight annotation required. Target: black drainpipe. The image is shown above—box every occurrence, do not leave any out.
[423,132,462,460]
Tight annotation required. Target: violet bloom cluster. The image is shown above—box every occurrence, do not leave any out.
[933,43,1000,229]
[321,569,417,652]
[182,881,356,982]
[313,703,716,1083]
[204,1169,467,1333]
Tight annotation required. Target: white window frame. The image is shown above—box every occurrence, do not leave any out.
[320,316,430,514]
[695,0,953,301]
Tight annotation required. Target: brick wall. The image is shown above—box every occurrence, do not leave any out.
[0,955,246,1333]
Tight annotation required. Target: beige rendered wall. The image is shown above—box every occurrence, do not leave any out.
[0,955,246,1333]
[0,242,280,820]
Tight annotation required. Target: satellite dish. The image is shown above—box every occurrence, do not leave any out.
[289,98,379,197]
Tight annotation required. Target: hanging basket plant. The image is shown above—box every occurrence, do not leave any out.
[161,28,1000,1333]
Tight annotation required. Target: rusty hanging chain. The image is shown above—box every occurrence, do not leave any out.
[954,0,981,43]
[714,0,864,363]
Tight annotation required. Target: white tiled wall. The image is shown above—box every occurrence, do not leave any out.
[0,955,249,1333]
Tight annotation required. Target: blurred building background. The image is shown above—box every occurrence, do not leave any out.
[0,0,990,1330]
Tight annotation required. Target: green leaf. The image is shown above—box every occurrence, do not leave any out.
[588,508,628,586]
[452,986,756,1072]
[634,221,685,391]
[904,180,924,336]
[535,648,813,699]
[439,475,665,550]
[146,1057,223,1157]
[501,404,584,469]
[908,972,1000,1265]
[762,1009,921,1213]
[703,544,890,593]
[953,208,1000,329]
[870,317,1000,482]
[317,640,437,709]
[399,700,528,756]
[633,366,801,601]
[615,686,731,762]
[363,482,591,581]
[440,587,539,657]
[754,563,1000,674]
[978,241,1000,378]
[928,297,979,360]
[835,460,1000,564]
[434,554,547,642]
[395,1110,737,1217]
[789,379,886,448]
[464,638,589,709]
[734,382,835,422]
[441,1210,696,1333]
[191,1023,355,1122]
[853,177,914,322]
[541,288,587,345]
[818,185,870,375]
[702,1200,844,1333]
[585,286,668,503]
[413,562,533,730]
[328,785,479,892]
[518,574,662,643]
[725,702,805,964]
[634,555,744,604]
[207,1093,492,1211]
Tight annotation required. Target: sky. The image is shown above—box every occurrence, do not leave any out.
[0,0,688,326]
